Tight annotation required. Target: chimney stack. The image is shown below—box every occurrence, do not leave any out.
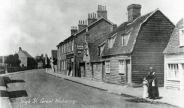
[127,4,141,22]
[97,5,107,19]
[71,26,78,35]
[78,20,87,31]
[88,13,97,25]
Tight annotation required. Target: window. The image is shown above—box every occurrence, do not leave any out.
[105,61,110,74]
[122,30,131,46]
[61,61,63,70]
[71,40,74,51]
[64,44,66,53]
[67,43,69,53]
[61,45,63,54]
[62,45,64,54]
[119,60,126,74]
[167,64,179,80]
[70,41,72,52]
[108,33,117,48]
[98,44,105,56]
[179,29,184,47]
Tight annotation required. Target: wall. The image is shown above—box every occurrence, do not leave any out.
[132,11,174,86]
[103,55,131,85]
[75,19,113,77]
[92,62,102,81]
[164,54,184,90]
[18,51,27,67]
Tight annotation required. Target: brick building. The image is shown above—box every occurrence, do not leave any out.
[57,5,115,77]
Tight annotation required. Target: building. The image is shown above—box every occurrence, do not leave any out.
[74,5,115,78]
[163,18,184,90]
[18,47,35,67]
[57,5,115,77]
[100,4,174,86]
[0,56,7,66]
[57,35,75,75]
[51,50,57,71]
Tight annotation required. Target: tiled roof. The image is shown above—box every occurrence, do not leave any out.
[21,50,33,58]
[101,10,159,56]
[75,17,114,37]
[163,18,184,54]
[57,17,114,47]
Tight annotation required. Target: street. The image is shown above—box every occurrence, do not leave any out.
[6,69,177,108]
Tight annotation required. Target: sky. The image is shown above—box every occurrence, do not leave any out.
[0,0,183,57]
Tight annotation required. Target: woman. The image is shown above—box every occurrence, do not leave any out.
[146,67,159,99]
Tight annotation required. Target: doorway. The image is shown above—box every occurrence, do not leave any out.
[102,62,105,82]
[126,60,131,83]
[181,64,184,90]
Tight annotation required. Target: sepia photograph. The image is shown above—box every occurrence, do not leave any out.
[0,0,184,108]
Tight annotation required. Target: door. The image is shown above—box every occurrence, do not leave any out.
[126,60,131,83]
[181,64,184,90]
[80,63,85,77]
[102,62,105,82]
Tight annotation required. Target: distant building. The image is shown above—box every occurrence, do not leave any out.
[35,56,44,68]
[163,18,184,90]
[17,47,34,67]
[51,50,57,72]
[0,56,7,66]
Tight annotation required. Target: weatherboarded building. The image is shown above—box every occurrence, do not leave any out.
[163,18,184,90]
[101,4,174,86]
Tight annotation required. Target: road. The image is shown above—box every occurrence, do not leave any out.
[6,69,177,108]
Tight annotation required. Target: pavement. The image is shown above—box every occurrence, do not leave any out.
[0,69,37,108]
[0,76,12,108]
[46,69,184,108]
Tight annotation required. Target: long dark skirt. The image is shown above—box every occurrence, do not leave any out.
[149,86,159,99]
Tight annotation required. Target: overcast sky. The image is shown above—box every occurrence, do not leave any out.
[0,0,183,57]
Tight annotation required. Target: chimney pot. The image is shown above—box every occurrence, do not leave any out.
[78,20,87,31]
[71,26,78,35]
[97,5,107,19]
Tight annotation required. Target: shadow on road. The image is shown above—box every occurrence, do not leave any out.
[8,90,28,98]
[0,90,9,97]
[3,77,25,84]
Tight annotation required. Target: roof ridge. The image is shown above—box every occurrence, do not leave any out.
[21,50,33,58]
[57,17,114,47]
[75,17,114,36]
[129,9,159,53]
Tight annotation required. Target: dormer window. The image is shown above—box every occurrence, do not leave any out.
[122,29,132,46]
[108,33,117,49]
[179,28,184,47]
[98,43,105,56]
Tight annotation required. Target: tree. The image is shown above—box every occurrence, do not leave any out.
[5,54,21,66]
